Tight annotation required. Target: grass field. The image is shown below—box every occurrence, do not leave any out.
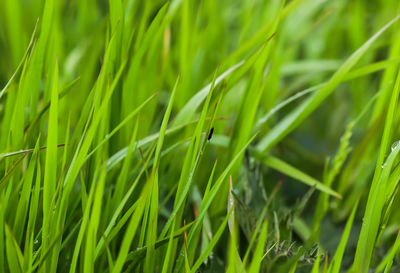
[1,0,400,272]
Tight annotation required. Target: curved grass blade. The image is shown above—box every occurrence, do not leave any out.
[256,15,400,154]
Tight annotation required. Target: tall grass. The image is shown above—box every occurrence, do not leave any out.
[1,0,400,272]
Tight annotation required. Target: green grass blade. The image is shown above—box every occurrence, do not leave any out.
[352,68,400,273]
[260,155,341,197]
[256,15,400,153]
[248,220,268,273]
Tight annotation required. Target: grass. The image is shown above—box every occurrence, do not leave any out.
[1,0,400,272]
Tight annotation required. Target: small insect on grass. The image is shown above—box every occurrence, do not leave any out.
[207,127,214,141]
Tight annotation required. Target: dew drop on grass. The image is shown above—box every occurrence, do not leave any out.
[34,239,39,245]
[391,140,400,152]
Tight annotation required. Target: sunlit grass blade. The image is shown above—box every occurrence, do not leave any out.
[352,68,400,273]
[42,57,58,273]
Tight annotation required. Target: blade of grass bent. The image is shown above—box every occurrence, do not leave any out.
[256,15,400,154]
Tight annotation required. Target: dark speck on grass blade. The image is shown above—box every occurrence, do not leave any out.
[207,127,214,141]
